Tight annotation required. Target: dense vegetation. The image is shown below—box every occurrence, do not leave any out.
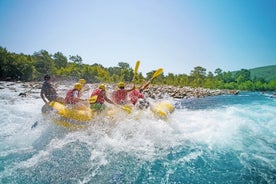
[0,47,275,91]
[249,65,276,82]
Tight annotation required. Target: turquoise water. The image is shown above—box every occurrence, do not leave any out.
[0,82,275,183]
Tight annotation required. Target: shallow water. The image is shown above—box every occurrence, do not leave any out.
[0,82,275,183]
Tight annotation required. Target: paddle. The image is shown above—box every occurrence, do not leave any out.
[31,121,38,129]
[150,68,163,81]
[132,60,140,83]
[19,83,39,97]
[89,95,98,104]
[121,105,132,113]
[140,68,163,91]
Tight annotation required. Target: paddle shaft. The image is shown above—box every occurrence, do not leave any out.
[141,68,163,91]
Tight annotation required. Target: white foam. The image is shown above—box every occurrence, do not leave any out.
[1,82,276,178]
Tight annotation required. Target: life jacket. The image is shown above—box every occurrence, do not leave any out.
[129,89,144,105]
[65,89,79,104]
[90,88,105,104]
[113,89,128,104]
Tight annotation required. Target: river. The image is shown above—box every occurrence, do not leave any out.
[0,81,275,183]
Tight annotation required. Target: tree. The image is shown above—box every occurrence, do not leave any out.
[176,74,189,87]
[214,68,223,81]
[53,52,68,69]
[214,68,222,76]
[118,62,130,69]
[33,50,56,77]
[0,47,9,79]
[190,66,206,79]
[69,55,82,65]
[13,54,35,81]
[145,71,154,81]
[165,73,175,85]
[95,66,111,82]
[267,80,276,90]
[222,71,234,83]
[64,62,81,79]
[189,66,207,87]
[106,62,133,82]
[207,71,214,78]
[235,69,251,84]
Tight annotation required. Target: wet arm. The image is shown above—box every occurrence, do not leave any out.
[103,91,114,104]
[126,85,135,92]
[40,90,48,103]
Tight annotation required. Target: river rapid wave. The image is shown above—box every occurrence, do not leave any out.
[0,81,275,183]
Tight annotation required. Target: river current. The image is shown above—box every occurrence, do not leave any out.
[0,81,275,183]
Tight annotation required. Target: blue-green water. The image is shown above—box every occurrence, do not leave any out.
[0,83,275,183]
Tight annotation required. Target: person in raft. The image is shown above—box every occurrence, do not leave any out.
[89,84,114,111]
[129,80,151,109]
[78,78,90,97]
[112,82,135,105]
[40,74,64,104]
[64,83,89,109]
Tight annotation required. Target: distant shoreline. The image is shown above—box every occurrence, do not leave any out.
[0,81,239,99]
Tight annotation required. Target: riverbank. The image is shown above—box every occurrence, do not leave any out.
[0,81,239,99]
[143,85,239,99]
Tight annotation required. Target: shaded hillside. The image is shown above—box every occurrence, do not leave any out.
[249,65,276,81]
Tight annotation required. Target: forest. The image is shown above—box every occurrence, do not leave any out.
[0,46,275,91]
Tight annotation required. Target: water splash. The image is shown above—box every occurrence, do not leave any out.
[0,83,275,183]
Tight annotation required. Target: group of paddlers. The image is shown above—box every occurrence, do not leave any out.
[40,74,152,112]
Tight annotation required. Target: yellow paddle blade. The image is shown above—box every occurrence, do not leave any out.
[134,60,140,74]
[89,95,98,104]
[121,105,132,114]
[151,68,163,79]
[132,60,140,82]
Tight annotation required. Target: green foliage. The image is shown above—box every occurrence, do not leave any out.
[0,47,10,79]
[69,55,82,65]
[118,62,130,69]
[33,50,55,78]
[12,54,36,81]
[53,52,68,69]
[0,46,275,91]
[235,69,251,83]
[250,65,276,82]
[0,48,36,81]
[107,62,133,82]
[190,66,206,79]
[266,80,276,91]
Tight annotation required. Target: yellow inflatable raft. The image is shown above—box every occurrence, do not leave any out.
[150,101,175,119]
[42,101,174,128]
[108,101,174,119]
[42,101,94,129]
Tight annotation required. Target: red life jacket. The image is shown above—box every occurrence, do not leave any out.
[65,89,79,104]
[129,89,144,105]
[91,88,105,104]
[113,89,128,104]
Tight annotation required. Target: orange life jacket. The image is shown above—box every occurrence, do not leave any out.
[129,89,144,105]
[90,88,105,104]
[65,89,79,104]
[113,89,128,104]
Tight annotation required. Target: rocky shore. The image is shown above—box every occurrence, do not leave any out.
[86,83,239,99]
[0,81,239,99]
[142,85,239,99]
